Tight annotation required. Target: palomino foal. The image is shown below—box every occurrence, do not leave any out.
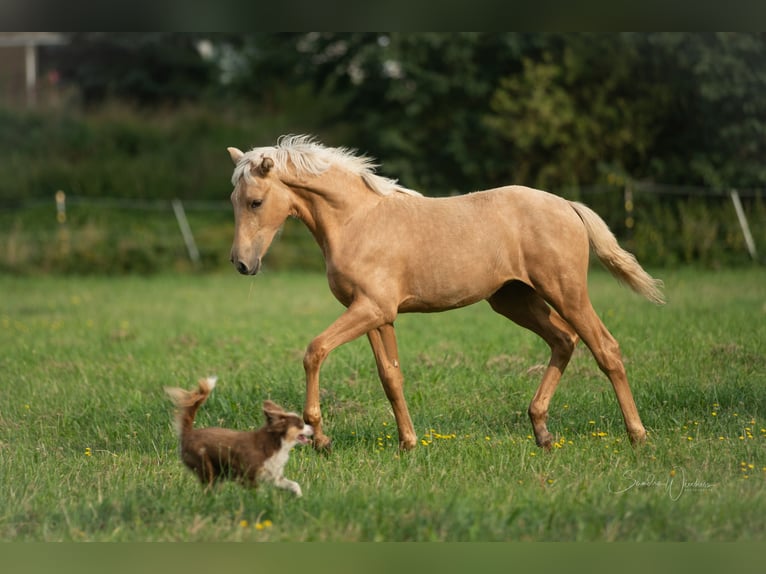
[227,135,664,452]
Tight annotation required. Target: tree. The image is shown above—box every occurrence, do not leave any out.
[484,34,665,190]
[51,33,216,106]
[637,33,766,189]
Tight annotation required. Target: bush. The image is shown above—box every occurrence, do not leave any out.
[0,103,763,274]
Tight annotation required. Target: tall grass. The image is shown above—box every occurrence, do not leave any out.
[0,268,763,541]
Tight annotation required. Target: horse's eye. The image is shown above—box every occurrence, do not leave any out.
[250,199,263,209]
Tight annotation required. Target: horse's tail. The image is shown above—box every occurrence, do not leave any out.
[164,376,217,436]
[569,201,665,305]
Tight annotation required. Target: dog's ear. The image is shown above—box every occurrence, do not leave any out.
[263,400,286,424]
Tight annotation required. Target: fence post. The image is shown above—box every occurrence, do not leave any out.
[729,190,757,261]
[55,190,70,256]
[624,183,634,239]
[171,199,201,266]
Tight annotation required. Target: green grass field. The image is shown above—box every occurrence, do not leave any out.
[0,268,764,541]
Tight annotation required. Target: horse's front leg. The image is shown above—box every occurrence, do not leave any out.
[367,324,417,450]
[303,299,386,451]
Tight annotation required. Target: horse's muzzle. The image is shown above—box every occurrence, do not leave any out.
[233,257,261,276]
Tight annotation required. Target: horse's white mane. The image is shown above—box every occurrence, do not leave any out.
[231,134,422,197]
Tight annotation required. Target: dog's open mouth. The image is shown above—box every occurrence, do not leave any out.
[297,425,314,445]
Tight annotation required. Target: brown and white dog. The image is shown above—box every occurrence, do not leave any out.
[164,376,313,497]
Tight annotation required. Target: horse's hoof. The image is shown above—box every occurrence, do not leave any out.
[535,431,553,450]
[312,435,332,452]
[399,439,417,451]
[629,429,647,446]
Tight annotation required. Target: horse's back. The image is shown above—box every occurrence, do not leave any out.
[354,185,591,313]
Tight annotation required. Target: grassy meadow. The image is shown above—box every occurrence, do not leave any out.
[0,267,764,541]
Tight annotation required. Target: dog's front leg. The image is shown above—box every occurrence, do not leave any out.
[273,476,302,497]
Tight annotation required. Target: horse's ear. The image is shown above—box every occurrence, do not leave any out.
[227,147,244,164]
[256,156,275,177]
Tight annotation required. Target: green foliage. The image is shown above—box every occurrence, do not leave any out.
[0,270,764,540]
[3,33,765,273]
[49,33,216,105]
[236,33,766,193]
[0,99,338,202]
[0,203,324,275]
[629,192,766,267]
[484,36,663,189]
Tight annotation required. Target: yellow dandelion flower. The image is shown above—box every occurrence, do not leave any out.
[84,448,92,457]
[687,436,693,441]
[240,520,249,528]
[529,452,537,457]
[711,412,717,416]
[255,523,264,530]
[262,520,272,528]
[670,469,676,477]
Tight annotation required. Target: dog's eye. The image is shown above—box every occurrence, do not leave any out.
[250,199,263,210]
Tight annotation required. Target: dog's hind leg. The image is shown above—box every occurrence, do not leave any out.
[196,451,217,490]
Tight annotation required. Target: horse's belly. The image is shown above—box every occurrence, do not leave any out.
[398,267,506,313]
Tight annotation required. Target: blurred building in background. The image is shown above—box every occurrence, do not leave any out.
[0,32,66,107]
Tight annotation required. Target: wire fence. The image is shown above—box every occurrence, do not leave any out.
[0,183,763,275]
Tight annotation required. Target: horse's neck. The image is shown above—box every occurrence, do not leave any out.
[285,168,380,255]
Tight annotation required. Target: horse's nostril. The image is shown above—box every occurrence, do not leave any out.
[235,261,249,275]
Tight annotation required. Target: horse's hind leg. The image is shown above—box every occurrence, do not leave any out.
[367,324,417,450]
[488,281,579,449]
[538,282,647,445]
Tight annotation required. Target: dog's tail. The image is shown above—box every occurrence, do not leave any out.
[164,376,217,436]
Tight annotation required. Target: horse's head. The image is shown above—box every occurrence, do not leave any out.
[227,147,293,275]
